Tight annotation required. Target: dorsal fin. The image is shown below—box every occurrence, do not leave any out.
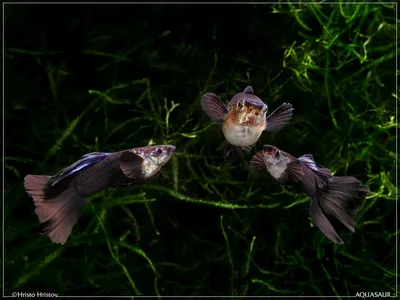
[298,154,332,181]
[243,86,254,94]
[49,152,110,187]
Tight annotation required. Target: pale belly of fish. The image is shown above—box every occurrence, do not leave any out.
[222,123,262,147]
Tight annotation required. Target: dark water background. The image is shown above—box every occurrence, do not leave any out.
[4,3,397,297]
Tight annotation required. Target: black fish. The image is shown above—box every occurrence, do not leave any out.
[24,145,176,245]
[250,145,369,244]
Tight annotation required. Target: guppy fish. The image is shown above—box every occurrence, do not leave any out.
[24,145,176,245]
[250,145,369,244]
[201,86,293,157]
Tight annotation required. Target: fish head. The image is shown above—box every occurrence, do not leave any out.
[133,145,176,178]
[226,86,268,126]
[250,145,290,174]
[255,145,292,179]
[262,145,291,166]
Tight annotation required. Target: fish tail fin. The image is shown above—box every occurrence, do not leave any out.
[310,175,369,244]
[24,175,51,206]
[24,174,87,245]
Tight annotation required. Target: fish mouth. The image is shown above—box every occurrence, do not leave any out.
[167,145,176,154]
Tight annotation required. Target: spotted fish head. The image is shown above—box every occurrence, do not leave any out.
[132,145,176,178]
[227,86,268,126]
[262,145,292,166]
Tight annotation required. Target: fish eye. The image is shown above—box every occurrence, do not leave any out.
[237,101,244,109]
[156,148,163,155]
[255,111,259,116]
[275,150,280,157]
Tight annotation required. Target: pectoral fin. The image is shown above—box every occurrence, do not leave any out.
[279,160,304,183]
[249,151,266,174]
[119,151,144,179]
[264,103,293,132]
[200,93,228,124]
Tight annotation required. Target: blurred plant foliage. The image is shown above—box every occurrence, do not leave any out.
[4,2,398,298]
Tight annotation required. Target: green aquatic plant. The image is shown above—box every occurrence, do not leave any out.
[4,2,397,298]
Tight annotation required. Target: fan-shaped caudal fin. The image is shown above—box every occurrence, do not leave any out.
[24,175,86,245]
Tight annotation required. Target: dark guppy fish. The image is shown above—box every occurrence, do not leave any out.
[24,145,176,245]
[250,145,369,244]
[201,86,293,157]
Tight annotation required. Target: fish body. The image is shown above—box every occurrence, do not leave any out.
[250,145,369,244]
[201,86,293,157]
[24,145,176,245]
[222,113,265,148]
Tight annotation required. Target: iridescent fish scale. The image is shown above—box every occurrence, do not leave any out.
[74,154,125,195]
[51,153,110,187]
